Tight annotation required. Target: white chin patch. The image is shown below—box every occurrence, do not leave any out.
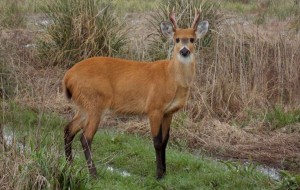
[177,54,193,64]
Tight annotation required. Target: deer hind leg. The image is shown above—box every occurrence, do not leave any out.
[80,108,103,178]
[75,89,112,178]
[64,111,85,162]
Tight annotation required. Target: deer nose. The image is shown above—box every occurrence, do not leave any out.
[179,47,190,57]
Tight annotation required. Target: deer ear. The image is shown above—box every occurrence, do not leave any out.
[160,21,174,39]
[196,21,209,39]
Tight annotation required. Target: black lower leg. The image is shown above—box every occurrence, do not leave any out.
[80,134,98,178]
[162,129,170,173]
[153,126,164,179]
[64,124,75,162]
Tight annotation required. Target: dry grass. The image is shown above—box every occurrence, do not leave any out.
[0,29,68,114]
[187,23,300,121]
[0,149,48,189]
[38,0,128,67]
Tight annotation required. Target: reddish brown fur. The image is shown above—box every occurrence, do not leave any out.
[63,29,197,136]
[63,11,208,179]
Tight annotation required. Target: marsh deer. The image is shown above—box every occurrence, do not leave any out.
[63,9,209,179]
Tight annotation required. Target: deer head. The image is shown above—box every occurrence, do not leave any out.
[160,8,209,63]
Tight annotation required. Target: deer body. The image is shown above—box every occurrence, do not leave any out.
[63,10,208,179]
[64,56,192,114]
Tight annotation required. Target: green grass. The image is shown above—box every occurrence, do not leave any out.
[0,103,280,189]
[0,0,49,28]
[265,0,299,20]
[230,106,300,130]
[220,0,299,21]
[220,1,257,14]
[0,103,89,189]
[278,170,300,190]
[0,0,26,28]
[81,130,275,189]
[265,106,300,129]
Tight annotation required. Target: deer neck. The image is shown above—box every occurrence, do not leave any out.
[168,54,196,87]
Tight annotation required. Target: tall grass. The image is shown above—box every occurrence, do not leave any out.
[222,0,300,22]
[0,55,11,100]
[264,0,299,20]
[291,1,300,32]
[186,28,300,121]
[0,103,90,190]
[0,0,26,28]
[38,0,127,67]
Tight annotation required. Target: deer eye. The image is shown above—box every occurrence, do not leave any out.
[175,38,180,43]
[190,38,195,43]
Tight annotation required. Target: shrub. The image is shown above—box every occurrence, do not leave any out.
[38,0,127,67]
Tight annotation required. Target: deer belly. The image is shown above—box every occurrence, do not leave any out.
[111,95,147,114]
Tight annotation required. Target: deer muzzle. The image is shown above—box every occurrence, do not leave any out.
[179,47,190,57]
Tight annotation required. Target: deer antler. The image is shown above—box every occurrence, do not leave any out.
[191,7,201,29]
[169,7,177,29]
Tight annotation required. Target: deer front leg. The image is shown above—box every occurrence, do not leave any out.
[153,128,164,179]
[161,113,173,173]
[149,110,165,179]
[149,111,173,179]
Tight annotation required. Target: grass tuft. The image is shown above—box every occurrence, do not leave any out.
[38,0,128,67]
[265,106,300,129]
[0,103,91,189]
[277,170,300,190]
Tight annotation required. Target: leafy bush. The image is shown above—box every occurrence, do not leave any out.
[38,0,127,67]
